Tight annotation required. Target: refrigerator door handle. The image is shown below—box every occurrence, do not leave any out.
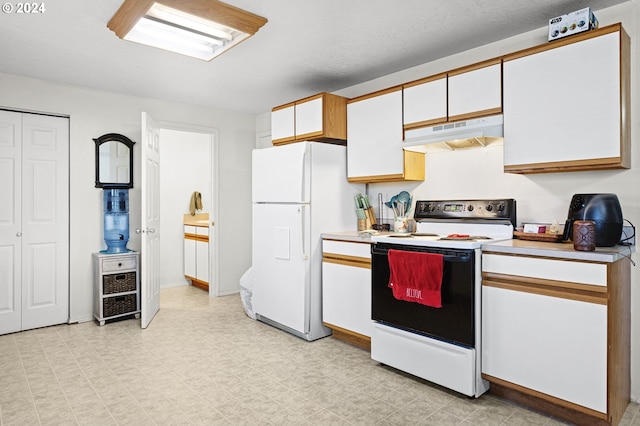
[298,206,309,260]
[301,145,309,202]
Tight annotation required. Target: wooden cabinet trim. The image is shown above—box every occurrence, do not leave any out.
[482,272,607,305]
[481,250,611,265]
[483,375,609,423]
[403,72,447,89]
[272,102,295,112]
[323,253,371,269]
[184,233,209,242]
[503,23,622,63]
[448,107,502,123]
[323,322,371,350]
[347,151,424,183]
[607,258,631,426]
[448,57,502,77]
[619,25,631,170]
[403,117,448,131]
[296,92,325,104]
[348,86,402,104]
[504,156,627,174]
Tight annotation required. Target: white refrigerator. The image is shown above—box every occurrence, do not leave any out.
[252,142,364,341]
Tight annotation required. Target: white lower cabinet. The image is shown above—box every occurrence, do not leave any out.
[483,285,607,412]
[481,251,630,426]
[322,239,372,349]
[184,225,209,290]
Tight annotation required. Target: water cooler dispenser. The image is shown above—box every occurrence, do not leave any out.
[103,189,130,253]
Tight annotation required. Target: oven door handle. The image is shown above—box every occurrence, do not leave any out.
[443,254,472,263]
[371,247,472,263]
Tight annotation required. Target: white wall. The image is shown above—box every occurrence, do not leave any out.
[332,1,640,401]
[159,128,211,289]
[0,72,255,322]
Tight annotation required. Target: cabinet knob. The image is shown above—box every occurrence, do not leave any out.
[16,232,22,237]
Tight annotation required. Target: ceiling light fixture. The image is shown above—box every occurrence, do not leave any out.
[107,0,267,61]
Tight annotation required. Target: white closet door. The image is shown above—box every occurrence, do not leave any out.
[0,111,22,335]
[21,114,69,331]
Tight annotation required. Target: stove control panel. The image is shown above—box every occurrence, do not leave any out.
[414,199,516,226]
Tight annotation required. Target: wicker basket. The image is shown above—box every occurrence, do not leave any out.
[103,294,137,318]
[103,272,136,294]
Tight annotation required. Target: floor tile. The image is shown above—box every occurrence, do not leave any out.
[2,285,639,426]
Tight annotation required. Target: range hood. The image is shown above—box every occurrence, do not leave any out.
[403,115,503,152]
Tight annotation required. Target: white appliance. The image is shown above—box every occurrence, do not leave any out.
[370,199,516,397]
[251,142,364,341]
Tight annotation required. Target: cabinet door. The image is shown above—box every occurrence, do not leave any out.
[482,285,607,413]
[271,103,295,144]
[403,74,447,129]
[503,30,624,172]
[295,96,323,140]
[448,62,502,121]
[196,227,209,283]
[322,262,372,337]
[347,89,404,179]
[184,226,196,279]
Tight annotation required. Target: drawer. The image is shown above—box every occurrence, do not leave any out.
[102,256,137,273]
[103,293,138,318]
[323,240,371,259]
[103,272,137,294]
[482,254,607,287]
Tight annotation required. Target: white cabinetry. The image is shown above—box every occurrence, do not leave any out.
[322,239,372,349]
[503,24,630,174]
[0,111,69,335]
[347,87,424,183]
[271,93,348,145]
[93,251,140,326]
[403,59,502,131]
[271,102,295,143]
[184,225,209,290]
[481,250,630,426]
[448,60,502,121]
[403,73,447,128]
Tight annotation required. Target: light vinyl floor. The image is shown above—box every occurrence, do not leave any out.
[1,285,638,425]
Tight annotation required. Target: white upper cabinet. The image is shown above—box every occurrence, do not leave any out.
[271,103,295,144]
[403,59,502,131]
[448,61,502,121]
[403,73,447,129]
[271,93,347,145]
[503,24,630,174]
[347,87,424,183]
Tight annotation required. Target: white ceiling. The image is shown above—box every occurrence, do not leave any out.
[0,0,626,115]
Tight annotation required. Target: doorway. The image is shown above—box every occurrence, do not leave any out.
[157,125,219,296]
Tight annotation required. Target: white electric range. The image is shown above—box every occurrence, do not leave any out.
[370,198,516,397]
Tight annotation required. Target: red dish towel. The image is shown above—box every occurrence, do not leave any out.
[388,249,444,308]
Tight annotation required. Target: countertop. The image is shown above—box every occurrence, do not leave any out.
[184,213,209,227]
[482,239,634,263]
[322,231,388,244]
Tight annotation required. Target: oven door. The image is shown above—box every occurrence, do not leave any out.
[371,242,475,347]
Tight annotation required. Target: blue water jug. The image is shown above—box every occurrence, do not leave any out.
[103,189,129,253]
